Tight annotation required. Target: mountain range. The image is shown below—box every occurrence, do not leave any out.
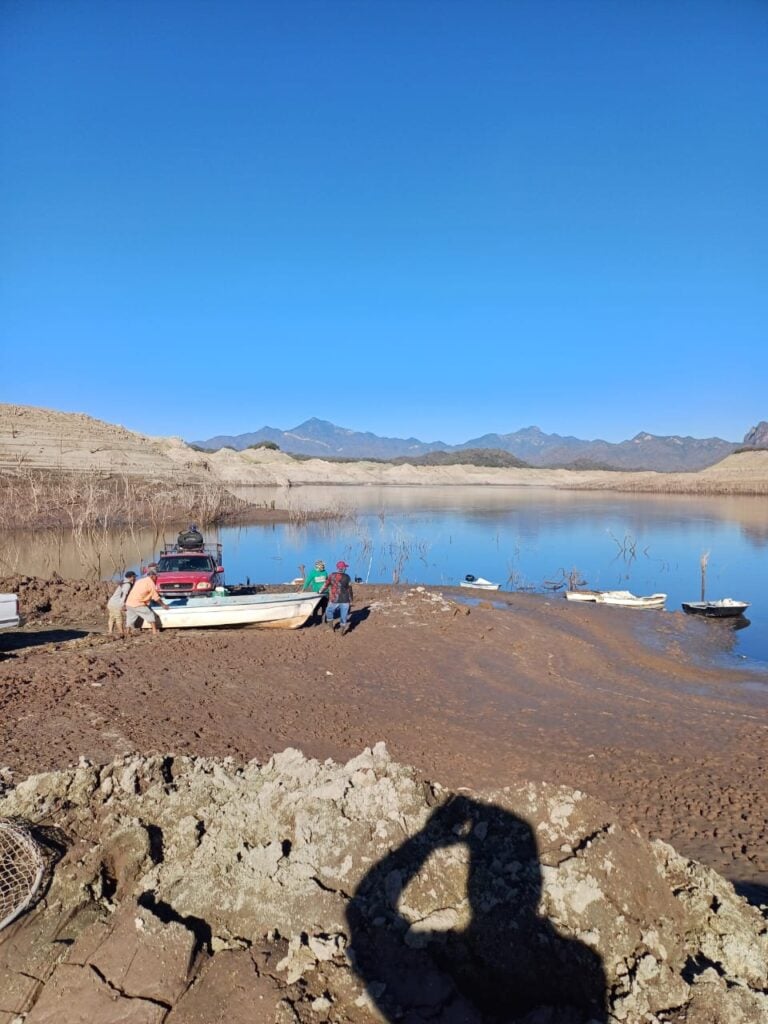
[193,419,768,473]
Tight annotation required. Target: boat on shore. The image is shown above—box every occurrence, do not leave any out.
[460,575,501,591]
[565,589,667,609]
[563,589,603,603]
[681,598,750,619]
[146,592,321,630]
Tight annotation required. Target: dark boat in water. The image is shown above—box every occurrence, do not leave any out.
[681,598,750,619]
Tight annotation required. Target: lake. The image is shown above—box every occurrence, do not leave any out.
[6,486,768,665]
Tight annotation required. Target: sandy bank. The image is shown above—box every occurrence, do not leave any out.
[3,402,768,495]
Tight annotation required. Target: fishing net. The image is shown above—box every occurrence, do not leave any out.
[0,819,45,931]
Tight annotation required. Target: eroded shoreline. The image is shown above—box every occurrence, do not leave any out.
[1,575,766,906]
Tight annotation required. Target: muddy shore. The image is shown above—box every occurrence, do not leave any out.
[1,575,766,906]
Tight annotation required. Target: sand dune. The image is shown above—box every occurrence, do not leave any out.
[2,402,767,494]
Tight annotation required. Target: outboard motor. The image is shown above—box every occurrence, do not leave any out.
[177,526,204,550]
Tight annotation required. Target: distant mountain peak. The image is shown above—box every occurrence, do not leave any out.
[744,421,768,446]
[296,417,335,429]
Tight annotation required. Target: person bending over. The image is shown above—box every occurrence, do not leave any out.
[125,568,168,635]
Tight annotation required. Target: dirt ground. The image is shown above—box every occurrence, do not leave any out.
[1,575,766,907]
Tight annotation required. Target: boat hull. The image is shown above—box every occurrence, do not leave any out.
[682,601,749,619]
[599,591,667,609]
[566,590,667,609]
[145,593,321,630]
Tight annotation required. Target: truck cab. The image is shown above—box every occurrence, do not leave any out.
[154,542,224,598]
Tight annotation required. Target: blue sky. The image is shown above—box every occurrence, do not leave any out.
[2,0,766,444]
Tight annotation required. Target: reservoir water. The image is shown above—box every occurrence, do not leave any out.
[7,486,768,666]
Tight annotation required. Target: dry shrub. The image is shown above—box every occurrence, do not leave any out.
[569,477,768,497]
[0,469,246,532]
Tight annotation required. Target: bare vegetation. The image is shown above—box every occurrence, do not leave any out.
[570,470,768,497]
[0,470,347,579]
[0,469,247,533]
[390,448,530,469]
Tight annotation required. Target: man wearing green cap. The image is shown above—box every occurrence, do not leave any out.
[301,559,329,622]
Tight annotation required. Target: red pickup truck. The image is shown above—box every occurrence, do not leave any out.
[153,542,225,598]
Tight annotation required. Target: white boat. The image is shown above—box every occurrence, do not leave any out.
[145,592,322,630]
[565,589,667,609]
[563,589,603,603]
[460,575,501,591]
[599,590,667,609]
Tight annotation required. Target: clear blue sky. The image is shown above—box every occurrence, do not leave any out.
[2,0,766,444]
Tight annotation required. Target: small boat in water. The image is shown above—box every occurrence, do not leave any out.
[146,592,321,630]
[681,598,750,619]
[565,589,667,609]
[460,575,501,591]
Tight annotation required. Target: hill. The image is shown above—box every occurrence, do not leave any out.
[194,419,755,472]
[0,403,206,480]
[4,404,768,497]
[391,448,529,469]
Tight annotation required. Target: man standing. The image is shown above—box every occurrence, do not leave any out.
[322,560,354,634]
[302,559,330,623]
[106,571,136,637]
[301,559,329,593]
[125,567,168,635]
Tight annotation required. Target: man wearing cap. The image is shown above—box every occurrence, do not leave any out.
[106,571,136,637]
[125,567,168,635]
[301,560,329,594]
[301,559,330,623]
[321,561,354,634]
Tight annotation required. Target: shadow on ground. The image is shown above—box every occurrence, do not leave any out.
[732,879,768,909]
[0,629,91,655]
[347,794,607,1023]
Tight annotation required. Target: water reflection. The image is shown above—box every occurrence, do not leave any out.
[2,526,161,580]
[228,485,768,543]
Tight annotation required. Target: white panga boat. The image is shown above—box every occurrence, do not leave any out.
[460,575,501,591]
[146,592,322,630]
[565,589,667,609]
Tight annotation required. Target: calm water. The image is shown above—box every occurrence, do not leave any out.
[226,487,768,665]
[7,486,768,666]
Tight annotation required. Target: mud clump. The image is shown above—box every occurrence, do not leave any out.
[1,745,766,1023]
[0,574,110,626]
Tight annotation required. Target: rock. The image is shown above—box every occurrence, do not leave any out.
[24,962,166,1024]
[87,902,199,1006]
[165,950,281,1023]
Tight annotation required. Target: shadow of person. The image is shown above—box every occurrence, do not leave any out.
[338,605,371,635]
[346,794,607,1023]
